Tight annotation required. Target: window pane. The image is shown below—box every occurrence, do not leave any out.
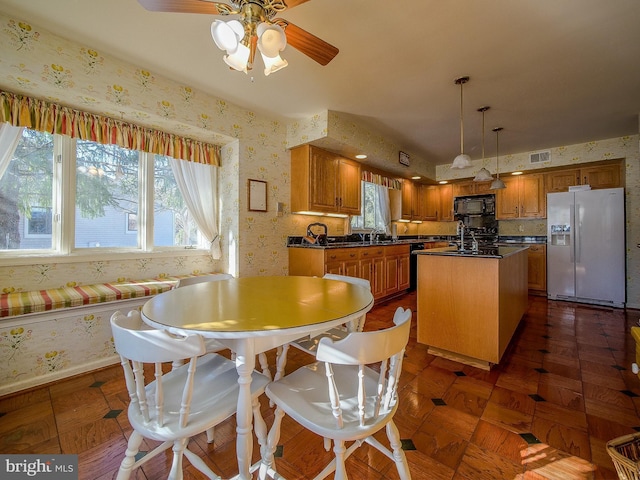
[153,155,202,247]
[351,182,388,232]
[0,129,54,250]
[75,141,140,248]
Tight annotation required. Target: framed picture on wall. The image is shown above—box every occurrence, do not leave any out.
[248,179,267,212]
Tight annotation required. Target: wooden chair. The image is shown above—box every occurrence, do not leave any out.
[111,310,270,480]
[262,307,412,480]
[274,274,372,382]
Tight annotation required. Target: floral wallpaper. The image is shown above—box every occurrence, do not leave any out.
[0,10,638,394]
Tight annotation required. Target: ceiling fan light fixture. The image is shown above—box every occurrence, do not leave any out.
[257,22,288,75]
[211,19,243,53]
[223,42,251,72]
[257,22,286,57]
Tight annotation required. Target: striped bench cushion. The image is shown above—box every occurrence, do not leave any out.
[0,274,217,318]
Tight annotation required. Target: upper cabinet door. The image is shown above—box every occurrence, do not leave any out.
[519,173,546,218]
[581,164,622,189]
[439,184,454,221]
[545,169,580,193]
[337,158,361,215]
[310,147,339,211]
[495,176,521,219]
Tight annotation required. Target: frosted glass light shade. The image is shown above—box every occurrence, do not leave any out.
[224,42,250,72]
[473,167,493,182]
[257,23,286,57]
[490,177,506,190]
[211,20,244,53]
[262,54,288,76]
[451,153,471,169]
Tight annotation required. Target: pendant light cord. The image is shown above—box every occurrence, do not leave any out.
[459,81,465,154]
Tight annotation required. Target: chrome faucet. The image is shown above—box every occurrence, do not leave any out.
[457,220,465,251]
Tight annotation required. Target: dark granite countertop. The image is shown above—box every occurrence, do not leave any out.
[414,246,529,258]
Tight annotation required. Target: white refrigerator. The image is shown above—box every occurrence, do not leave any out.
[547,187,625,307]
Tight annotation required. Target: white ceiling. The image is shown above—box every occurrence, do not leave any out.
[1,0,640,178]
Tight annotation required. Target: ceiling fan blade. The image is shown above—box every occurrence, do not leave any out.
[278,20,339,66]
[282,0,312,9]
[137,0,233,15]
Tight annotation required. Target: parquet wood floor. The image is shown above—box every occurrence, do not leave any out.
[1,293,638,479]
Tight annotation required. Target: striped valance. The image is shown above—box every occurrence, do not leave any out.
[362,170,402,190]
[0,90,220,166]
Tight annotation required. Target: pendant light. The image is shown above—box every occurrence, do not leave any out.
[451,76,472,169]
[473,106,494,182]
[490,127,506,190]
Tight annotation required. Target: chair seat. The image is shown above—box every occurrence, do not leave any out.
[266,361,397,441]
[289,327,349,355]
[129,353,270,441]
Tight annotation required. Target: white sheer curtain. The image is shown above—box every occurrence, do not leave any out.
[0,123,24,180]
[375,184,391,234]
[169,158,221,259]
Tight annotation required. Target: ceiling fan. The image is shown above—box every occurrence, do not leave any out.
[137,0,339,75]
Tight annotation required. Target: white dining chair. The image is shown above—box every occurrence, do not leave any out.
[110,310,270,480]
[262,307,413,480]
[273,274,371,382]
[175,273,233,288]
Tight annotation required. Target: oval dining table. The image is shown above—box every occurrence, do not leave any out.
[141,275,375,480]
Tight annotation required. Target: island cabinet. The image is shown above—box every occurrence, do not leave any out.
[416,248,528,369]
[527,244,547,295]
[288,244,410,300]
[290,144,361,215]
[495,173,546,219]
[545,161,623,193]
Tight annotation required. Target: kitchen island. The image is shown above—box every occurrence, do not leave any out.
[416,246,528,369]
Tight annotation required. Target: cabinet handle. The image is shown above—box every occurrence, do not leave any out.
[329,255,337,260]
[350,253,356,258]
[583,176,587,184]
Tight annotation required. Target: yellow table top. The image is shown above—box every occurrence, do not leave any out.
[141,276,374,337]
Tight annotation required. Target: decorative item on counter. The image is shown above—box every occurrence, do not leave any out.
[305,222,328,245]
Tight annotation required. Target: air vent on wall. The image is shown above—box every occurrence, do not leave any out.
[529,150,550,164]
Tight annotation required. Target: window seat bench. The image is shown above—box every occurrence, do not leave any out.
[0,272,226,396]
[0,273,218,318]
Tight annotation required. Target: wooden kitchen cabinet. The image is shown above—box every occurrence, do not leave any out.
[452,180,492,197]
[527,244,547,295]
[495,173,545,219]
[421,185,438,221]
[422,184,454,221]
[545,161,623,193]
[290,144,361,215]
[439,184,454,221]
[288,243,410,300]
[401,179,420,221]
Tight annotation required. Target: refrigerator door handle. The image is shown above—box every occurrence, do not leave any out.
[570,204,575,263]
[574,203,580,263]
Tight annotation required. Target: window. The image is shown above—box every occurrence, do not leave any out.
[350,181,391,233]
[0,128,212,254]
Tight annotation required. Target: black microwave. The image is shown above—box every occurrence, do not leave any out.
[454,194,495,216]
